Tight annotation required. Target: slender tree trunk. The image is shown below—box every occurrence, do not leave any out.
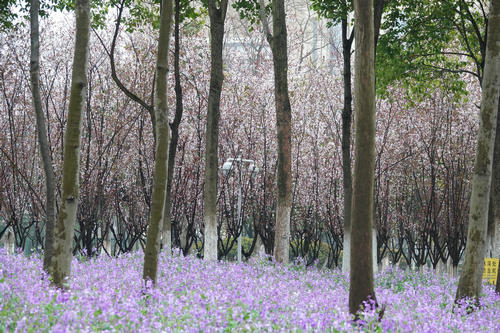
[161,0,184,253]
[142,0,174,284]
[455,0,500,304]
[264,0,292,265]
[203,0,228,261]
[488,99,500,259]
[371,0,384,276]
[349,0,377,317]
[341,19,353,273]
[29,0,56,272]
[49,0,91,288]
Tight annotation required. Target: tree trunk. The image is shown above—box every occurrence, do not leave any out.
[266,0,292,265]
[49,0,91,288]
[203,0,228,261]
[341,18,354,274]
[349,0,377,317]
[487,99,500,259]
[455,0,500,304]
[142,0,174,285]
[161,0,184,253]
[341,0,384,274]
[29,0,56,272]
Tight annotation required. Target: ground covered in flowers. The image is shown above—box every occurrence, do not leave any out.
[0,248,499,332]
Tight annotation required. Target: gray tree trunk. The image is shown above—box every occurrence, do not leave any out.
[161,0,184,253]
[341,0,385,273]
[455,0,500,303]
[203,0,228,261]
[29,0,56,272]
[259,0,292,265]
[272,0,292,265]
[143,0,174,285]
[349,0,377,316]
[487,99,500,259]
[49,0,91,288]
[341,19,354,273]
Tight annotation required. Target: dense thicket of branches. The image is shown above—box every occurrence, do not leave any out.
[0,6,480,272]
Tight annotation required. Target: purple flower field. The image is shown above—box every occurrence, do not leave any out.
[0,248,499,332]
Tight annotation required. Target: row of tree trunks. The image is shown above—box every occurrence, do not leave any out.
[21,0,498,304]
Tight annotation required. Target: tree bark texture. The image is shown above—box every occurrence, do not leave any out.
[29,0,56,272]
[341,18,354,273]
[455,0,500,303]
[487,98,500,259]
[143,0,174,285]
[203,0,228,261]
[349,0,377,316]
[269,0,292,265]
[49,0,90,288]
[161,0,184,253]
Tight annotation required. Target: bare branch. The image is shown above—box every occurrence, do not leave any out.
[94,0,154,116]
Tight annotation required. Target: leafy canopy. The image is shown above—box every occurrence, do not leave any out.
[375,0,485,99]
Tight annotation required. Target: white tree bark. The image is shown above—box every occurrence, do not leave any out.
[342,232,350,273]
[455,0,500,302]
[49,0,90,288]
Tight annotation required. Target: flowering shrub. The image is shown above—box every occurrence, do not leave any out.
[0,248,498,332]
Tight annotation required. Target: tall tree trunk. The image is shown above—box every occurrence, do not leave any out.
[259,0,292,265]
[341,18,354,273]
[29,0,56,272]
[49,0,90,288]
[203,0,228,261]
[341,0,384,274]
[487,99,500,259]
[455,0,500,304]
[371,0,385,275]
[349,0,377,317]
[142,0,174,284]
[161,0,184,253]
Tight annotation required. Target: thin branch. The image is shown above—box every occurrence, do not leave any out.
[462,0,485,51]
[452,15,481,79]
[423,62,480,79]
[478,0,487,24]
[258,0,272,44]
[412,51,477,59]
[94,0,153,115]
[220,0,229,22]
[0,146,45,212]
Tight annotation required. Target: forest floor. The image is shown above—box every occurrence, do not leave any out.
[0,248,499,332]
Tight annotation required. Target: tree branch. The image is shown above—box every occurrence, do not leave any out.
[94,0,153,116]
[258,0,272,44]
